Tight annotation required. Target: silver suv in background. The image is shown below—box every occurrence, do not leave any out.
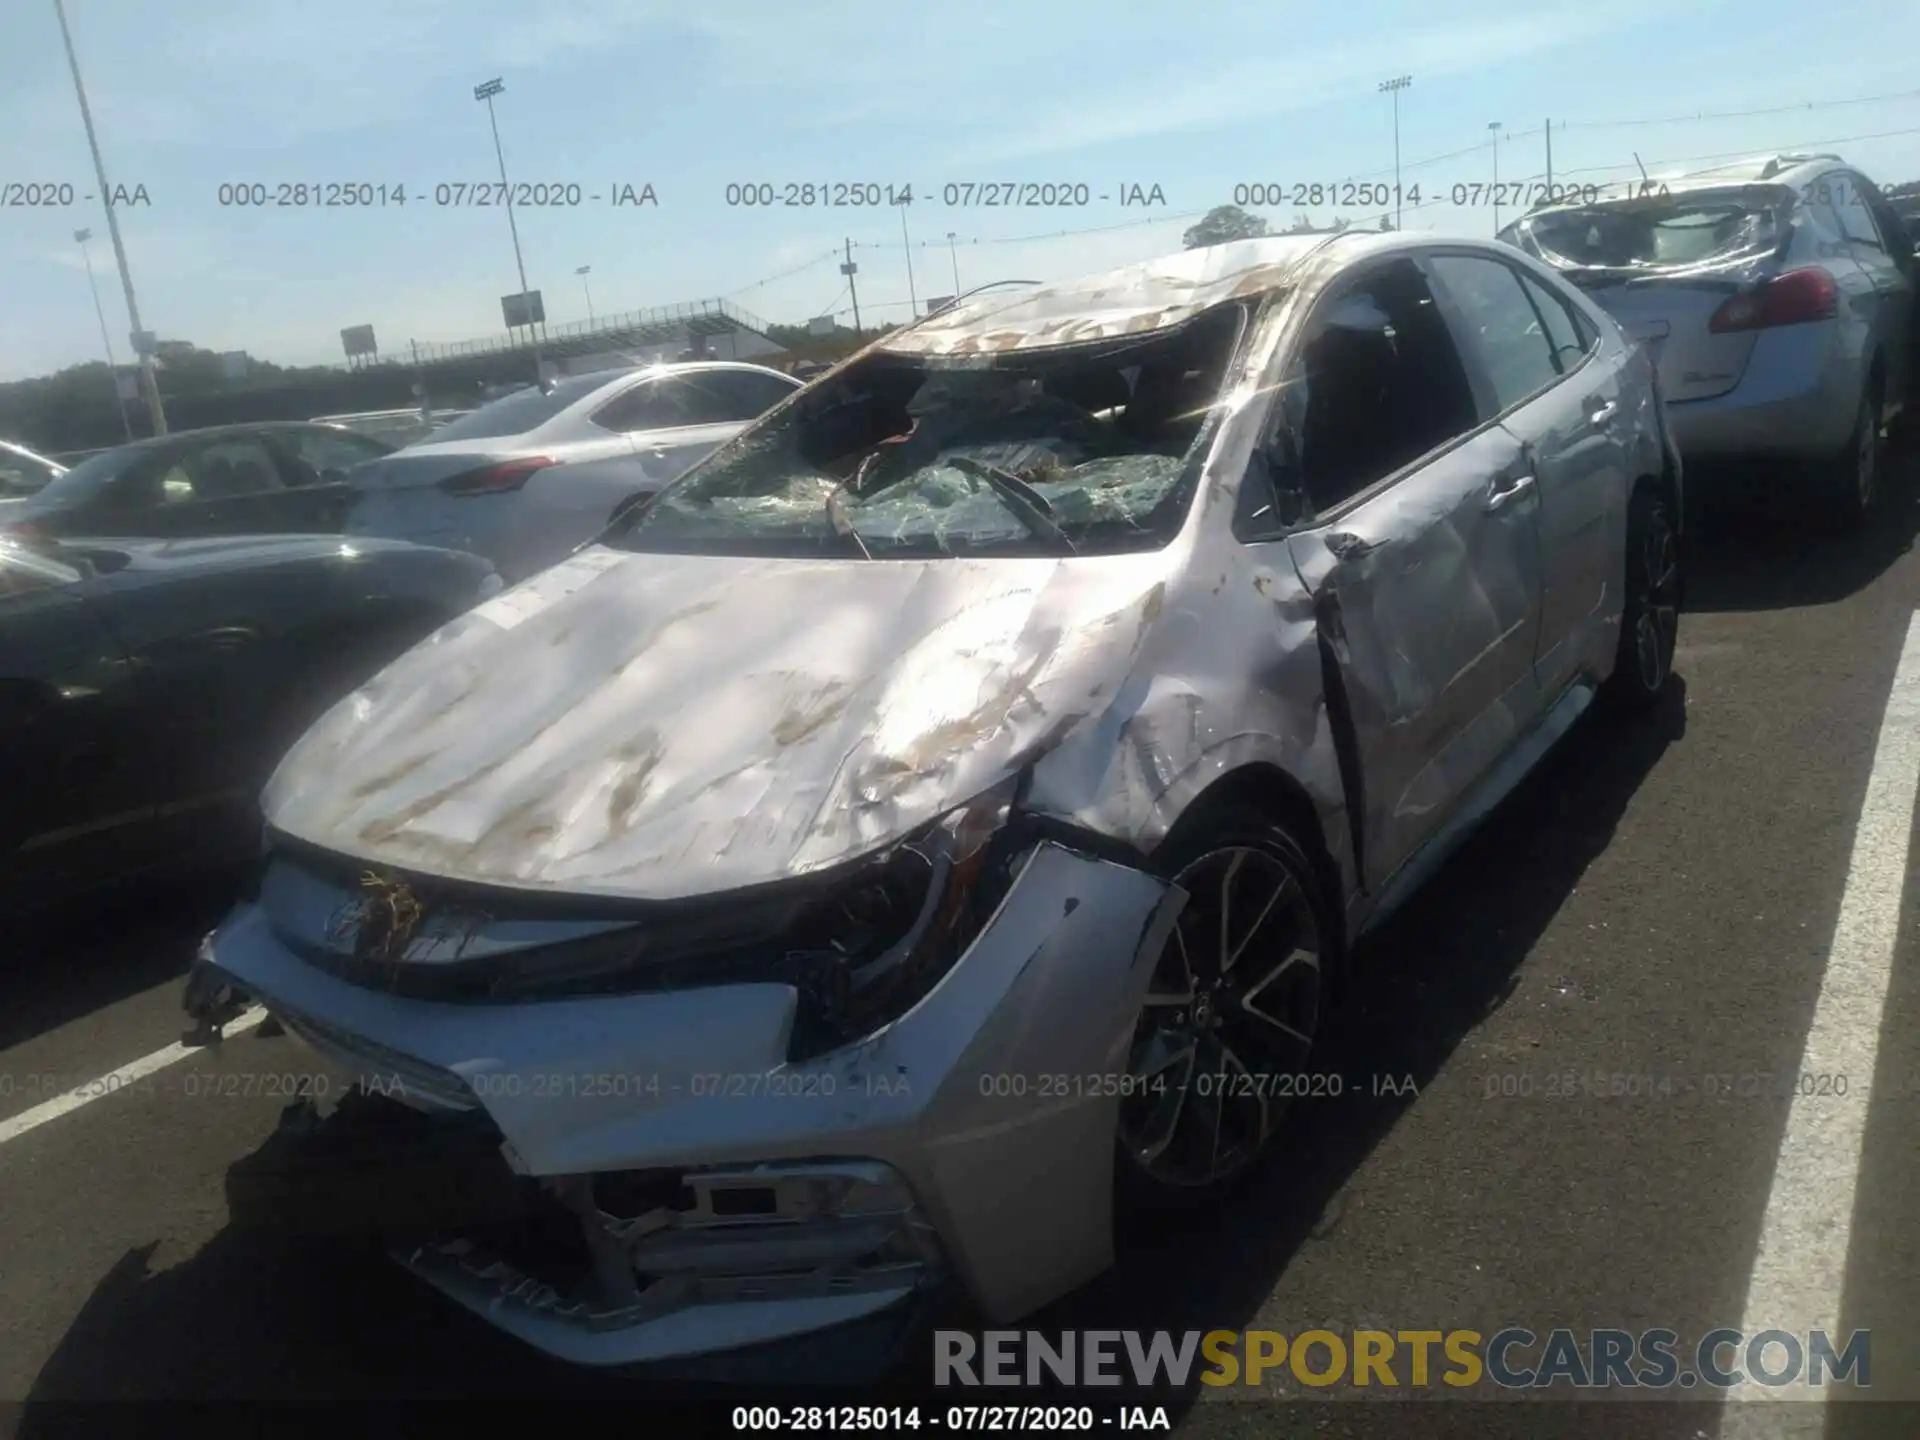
[1501,153,1915,527]
[341,361,800,581]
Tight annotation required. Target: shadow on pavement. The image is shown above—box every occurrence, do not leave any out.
[16,1230,597,1406]
[1684,440,1920,615]
[1,869,239,1056]
[1031,682,1689,1349]
[15,685,1690,1434]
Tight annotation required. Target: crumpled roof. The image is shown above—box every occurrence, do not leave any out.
[879,234,1347,357]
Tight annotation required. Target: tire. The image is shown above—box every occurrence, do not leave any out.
[1116,803,1334,1209]
[1603,486,1682,711]
[1823,379,1883,532]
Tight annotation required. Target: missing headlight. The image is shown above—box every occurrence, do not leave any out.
[272,782,1034,1048]
[780,779,1026,1061]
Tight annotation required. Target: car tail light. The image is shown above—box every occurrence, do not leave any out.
[7,519,48,541]
[1707,268,1839,333]
[436,457,559,495]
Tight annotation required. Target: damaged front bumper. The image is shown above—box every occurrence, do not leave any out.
[192,841,1182,1369]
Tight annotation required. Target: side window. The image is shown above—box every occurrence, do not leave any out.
[1830,175,1887,252]
[1283,258,1482,516]
[282,429,387,480]
[97,452,182,510]
[1800,193,1851,259]
[181,438,285,498]
[1427,254,1562,412]
[152,464,199,505]
[1515,270,1592,374]
[590,380,668,433]
[1857,178,1917,277]
[688,370,799,423]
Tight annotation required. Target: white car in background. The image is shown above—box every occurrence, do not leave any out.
[312,408,474,449]
[341,362,801,580]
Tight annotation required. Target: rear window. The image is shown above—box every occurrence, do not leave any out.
[22,444,149,506]
[427,373,615,443]
[1511,192,1785,271]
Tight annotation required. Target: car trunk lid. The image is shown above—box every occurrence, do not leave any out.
[1505,183,1794,402]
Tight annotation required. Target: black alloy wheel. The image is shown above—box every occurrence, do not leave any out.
[1118,810,1329,1199]
[1605,487,1681,709]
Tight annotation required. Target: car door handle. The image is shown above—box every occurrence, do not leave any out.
[1485,472,1537,512]
[1326,531,1379,560]
[1587,398,1618,426]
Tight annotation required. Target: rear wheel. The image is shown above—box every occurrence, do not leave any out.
[1117,805,1332,1207]
[1603,487,1681,711]
[1824,379,1883,531]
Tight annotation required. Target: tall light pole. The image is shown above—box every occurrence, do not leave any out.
[1378,75,1412,230]
[946,231,960,295]
[74,228,133,442]
[54,0,164,435]
[899,199,919,318]
[1487,121,1504,235]
[576,264,594,325]
[474,77,542,376]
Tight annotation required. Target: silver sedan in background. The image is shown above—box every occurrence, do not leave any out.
[341,361,800,580]
[1501,151,1915,527]
[189,230,1680,1373]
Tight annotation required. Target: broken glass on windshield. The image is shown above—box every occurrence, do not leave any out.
[612,301,1250,559]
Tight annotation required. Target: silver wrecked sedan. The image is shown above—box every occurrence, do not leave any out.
[188,231,1681,1368]
[1501,152,1914,527]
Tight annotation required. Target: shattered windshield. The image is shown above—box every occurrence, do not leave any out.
[1510,190,1786,272]
[611,302,1248,559]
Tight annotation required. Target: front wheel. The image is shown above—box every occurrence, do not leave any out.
[1117,807,1332,1206]
[1603,487,1682,711]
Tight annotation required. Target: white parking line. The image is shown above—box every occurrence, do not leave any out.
[0,1006,268,1148]
[1732,610,1920,1400]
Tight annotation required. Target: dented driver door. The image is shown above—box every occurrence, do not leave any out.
[1286,426,1546,895]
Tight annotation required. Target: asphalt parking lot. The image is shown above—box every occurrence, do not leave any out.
[4,451,1920,1439]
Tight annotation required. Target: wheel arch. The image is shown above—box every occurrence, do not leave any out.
[1151,761,1351,966]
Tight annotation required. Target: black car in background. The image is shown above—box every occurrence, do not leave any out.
[0,440,67,498]
[0,529,499,920]
[0,422,395,540]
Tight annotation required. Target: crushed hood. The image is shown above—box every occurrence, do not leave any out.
[262,543,1178,901]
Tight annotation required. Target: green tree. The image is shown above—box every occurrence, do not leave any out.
[1182,204,1269,250]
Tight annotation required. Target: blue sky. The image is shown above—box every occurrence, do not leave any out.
[3,0,1919,380]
